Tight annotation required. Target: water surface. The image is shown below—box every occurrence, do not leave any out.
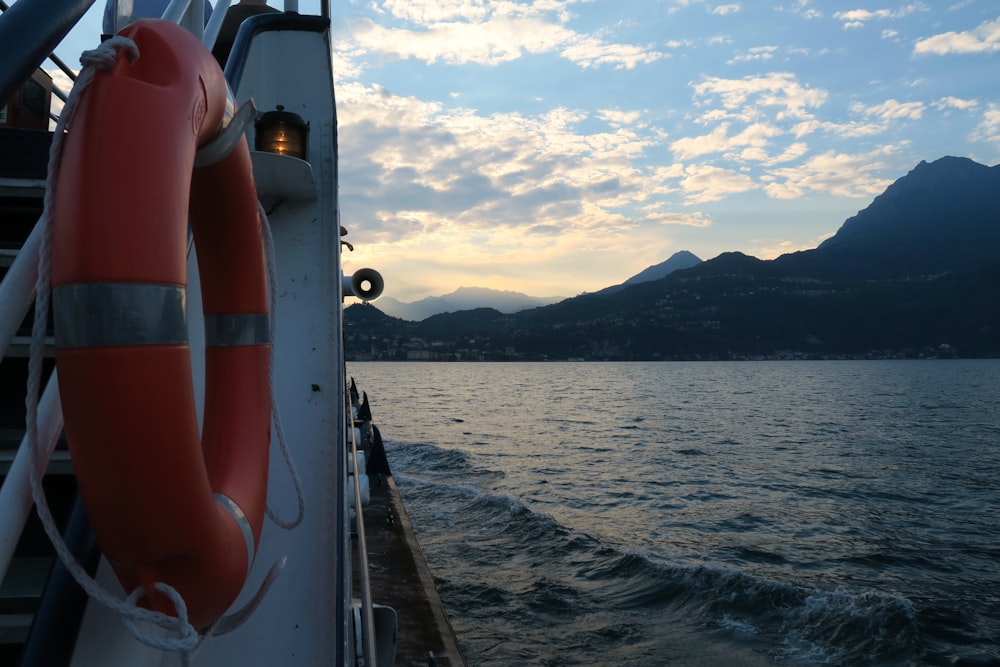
[348,360,1000,665]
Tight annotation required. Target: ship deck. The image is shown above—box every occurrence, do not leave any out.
[360,473,466,667]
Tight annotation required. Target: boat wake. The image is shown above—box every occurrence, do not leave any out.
[387,440,924,665]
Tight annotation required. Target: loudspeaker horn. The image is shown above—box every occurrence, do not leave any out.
[342,268,384,301]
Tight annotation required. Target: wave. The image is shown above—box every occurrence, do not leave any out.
[397,465,924,665]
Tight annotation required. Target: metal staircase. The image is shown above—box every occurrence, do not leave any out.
[0,127,63,662]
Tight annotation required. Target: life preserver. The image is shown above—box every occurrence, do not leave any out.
[50,19,270,631]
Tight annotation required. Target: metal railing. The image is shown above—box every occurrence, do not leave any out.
[0,0,94,106]
[347,392,379,665]
[0,1,80,123]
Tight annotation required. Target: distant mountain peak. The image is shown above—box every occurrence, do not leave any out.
[451,286,540,298]
[588,251,702,295]
[374,286,565,321]
[623,250,702,286]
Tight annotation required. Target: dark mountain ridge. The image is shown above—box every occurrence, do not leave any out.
[346,156,1000,360]
[772,156,1000,280]
[595,250,703,295]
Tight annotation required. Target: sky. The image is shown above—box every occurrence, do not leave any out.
[53,1,1000,301]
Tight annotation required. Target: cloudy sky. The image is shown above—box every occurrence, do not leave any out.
[56,1,1000,301]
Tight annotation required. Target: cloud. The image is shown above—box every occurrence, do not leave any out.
[671,122,782,160]
[335,81,677,245]
[333,77,764,299]
[914,17,1000,55]
[763,141,810,165]
[663,72,879,177]
[598,108,647,128]
[787,98,929,139]
[666,0,700,14]
[851,98,925,122]
[679,164,758,203]
[345,2,665,70]
[347,16,574,66]
[561,37,667,70]
[783,0,822,19]
[933,96,978,111]
[971,103,1000,144]
[789,118,884,139]
[833,4,927,29]
[833,8,893,29]
[665,38,697,49]
[762,147,898,199]
[691,72,828,122]
[711,4,741,16]
[642,210,714,227]
[379,0,489,23]
[728,45,778,64]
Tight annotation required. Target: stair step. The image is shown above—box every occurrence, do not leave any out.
[0,557,52,644]
[3,337,55,358]
[0,249,17,269]
[0,178,46,199]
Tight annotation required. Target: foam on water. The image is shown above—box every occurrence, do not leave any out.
[394,445,925,664]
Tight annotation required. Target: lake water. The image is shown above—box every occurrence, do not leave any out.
[347,360,1000,666]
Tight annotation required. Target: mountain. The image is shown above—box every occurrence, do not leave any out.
[373,286,564,321]
[346,156,1000,361]
[624,250,703,285]
[376,252,701,319]
[772,156,1000,280]
[596,250,702,295]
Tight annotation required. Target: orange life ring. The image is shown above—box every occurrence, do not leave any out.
[50,19,270,631]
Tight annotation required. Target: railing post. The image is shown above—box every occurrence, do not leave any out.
[0,219,41,361]
[0,372,64,581]
[0,0,95,105]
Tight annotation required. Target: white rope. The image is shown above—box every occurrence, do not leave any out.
[259,202,306,529]
[123,584,202,654]
[26,36,201,657]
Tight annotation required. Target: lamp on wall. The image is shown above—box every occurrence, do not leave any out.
[254,105,309,160]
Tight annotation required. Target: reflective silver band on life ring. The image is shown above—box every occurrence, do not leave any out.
[204,313,270,347]
[213,492,256,567]
[53,283,187,349]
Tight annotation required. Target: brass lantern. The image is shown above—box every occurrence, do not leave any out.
[254,105,309,160]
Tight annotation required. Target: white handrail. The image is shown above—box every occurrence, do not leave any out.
[348,401,378,666]
[161,0,200,38]
[0,371,63,579]
[0,217,40,361]
[203,0,232,51]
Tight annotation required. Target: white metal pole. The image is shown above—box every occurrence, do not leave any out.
[0,372,64,580]
[0,215,40,360]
